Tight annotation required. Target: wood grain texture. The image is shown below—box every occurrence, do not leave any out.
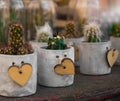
[107,49,119,67]
[54,58,75,75]
[8,63,32,86]
[73,45,79,61]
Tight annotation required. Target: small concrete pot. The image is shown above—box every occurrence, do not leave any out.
[37,47,74,87]
[79,41,111,75]
[64,37,84,66]
[110,37,120,65]
[0,52,37,97]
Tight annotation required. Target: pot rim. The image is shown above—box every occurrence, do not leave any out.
[65,37,84,40]
[40,46,73,51]
[0,52,36,57]
[81,41,111,45]
[110,36,120,39]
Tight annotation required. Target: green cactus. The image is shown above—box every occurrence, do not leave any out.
[8,22,24,48]
[84,22,102,43]
[0,21,33,55]
[108,23,120,37]
[46,36,67,50]
[17,46,28,55]
[38,32,49,42]
[3,46,14,55]
[59,23,82,38]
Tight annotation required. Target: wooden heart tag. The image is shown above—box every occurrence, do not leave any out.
[73,45,79,61]
[8,63,32,86]
[54,58,75,75]
[106,49,119,67]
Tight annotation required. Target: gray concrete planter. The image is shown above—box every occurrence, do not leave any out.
[110,37,120,65]
[0,52,37,97]
[37,47,74,87]
[30,41,47,51]
[79,41,111,75]
[64,37,84,66]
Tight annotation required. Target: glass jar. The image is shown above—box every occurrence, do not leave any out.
[40,0,55,28]
[0,0,9,44]
[26,0,45,40]
[9,0,26,39]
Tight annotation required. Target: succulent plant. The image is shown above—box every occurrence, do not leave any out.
[38,32,49,42]
[108,22,120,37]
[46,36,67,50]
[59,22,82,38]
[83,22,103,42]
[0,21,33,55]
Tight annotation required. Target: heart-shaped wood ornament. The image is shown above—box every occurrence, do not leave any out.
[106,49,119,67]
[73,45,79,61]
[8,63,32,86]
[54,58,75,75]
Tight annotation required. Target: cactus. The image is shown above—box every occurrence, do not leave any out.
[0,21,33,55]
[38,32,49,42]
[108,23,120,37]
[59,22,82,38]
[55,0,69,6]
[83,22,103,42]
[8,22,24,48]
[46,36,67,50]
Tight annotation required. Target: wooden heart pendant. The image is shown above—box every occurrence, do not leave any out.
[54,58,75,75]
[106,49,119,67]
[8,63,32,86]
[73,45,79,61]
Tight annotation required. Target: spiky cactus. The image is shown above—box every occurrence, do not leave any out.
[8,22,24,48]
[38,32,49,42]
[0,21,33,55]
[59,22,82,38]
[46,36,67,50]
[84,22,103,42]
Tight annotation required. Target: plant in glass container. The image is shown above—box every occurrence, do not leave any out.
[0,0,9,46]
[30,6,53,51]
[37,36,75,87]
[79,22,112,75]
[0,21,37,97]
[109,22,120,64]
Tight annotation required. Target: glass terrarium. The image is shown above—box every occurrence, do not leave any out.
[25,0,45,40]
[9,0,26,39]
[40,0,55,28]
[0,0,9,45]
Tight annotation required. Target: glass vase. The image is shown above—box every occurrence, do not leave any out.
[0,0,9,45]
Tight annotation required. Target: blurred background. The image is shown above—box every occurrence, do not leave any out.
[0,0,120,43]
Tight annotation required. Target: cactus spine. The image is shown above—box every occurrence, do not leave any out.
[0,21,33,55]
[46,36,67,50]
[84,22,103,42]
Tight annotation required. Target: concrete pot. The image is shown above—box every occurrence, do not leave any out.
[0,52,37,97]
[110,37,120,65]
[79,41,111,75]
[30,41,47,51]
[64,37,84,66]
[37,47,74,87]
